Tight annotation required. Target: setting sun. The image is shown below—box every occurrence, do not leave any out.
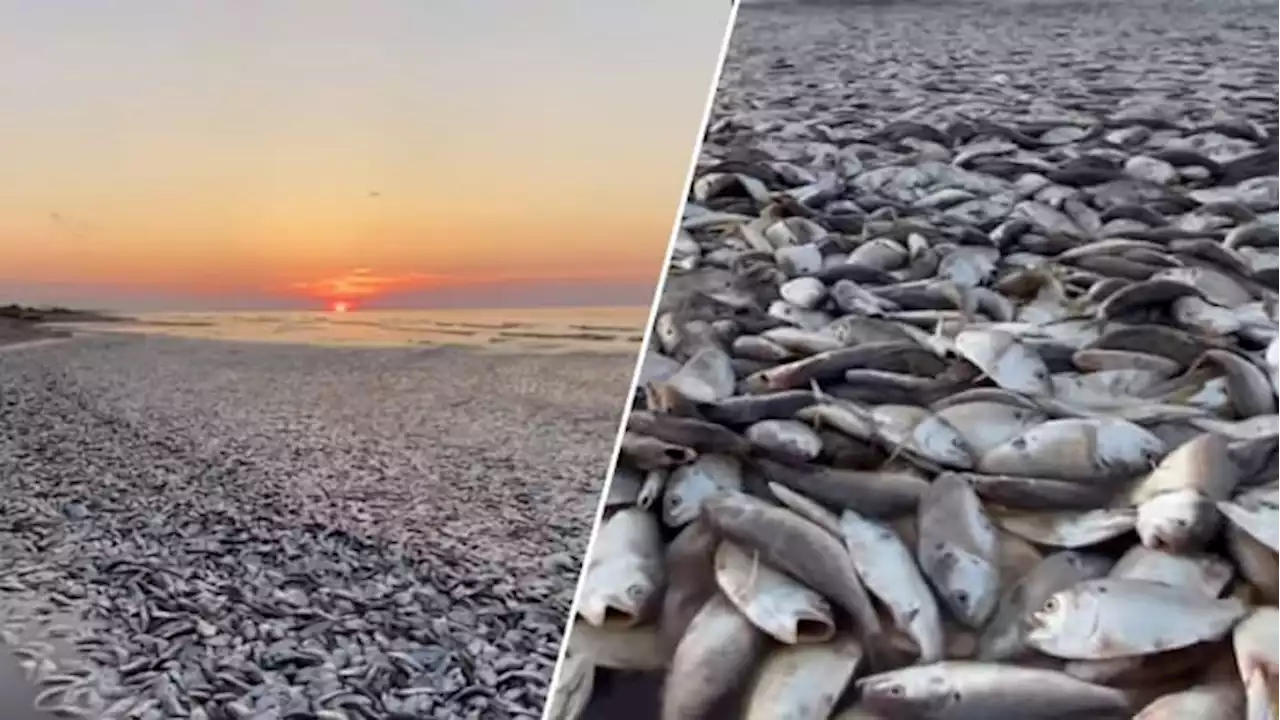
[330,301,352,313]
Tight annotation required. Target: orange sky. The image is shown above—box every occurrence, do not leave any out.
[0,1,732,310]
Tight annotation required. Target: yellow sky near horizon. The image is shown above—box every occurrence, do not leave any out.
[0,0,732,309]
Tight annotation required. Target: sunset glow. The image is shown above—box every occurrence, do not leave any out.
[0,1,731,311]
[330,301,352,314]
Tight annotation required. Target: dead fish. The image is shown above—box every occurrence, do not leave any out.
[979,418,1166,483]
[1134,668,1246,719]
[994,507,1137,548]
[606,466,645,509]
[662,593,767,720]
[546,652,594,720]
[754,457,929,517]
[568,621,670,671]
[746,419,823,461]
[622,432,698,470]
[977,551,1114,662]
[579,92,1280,718]
[768,482,844,539]
[1226,523,1280,603]
[1218,484,1280,552]
[660,521,721,652]
[917,474,1000,628]
[742,634,864,720]
[1096,277,1205,321]
[666,346,738,403]
[959,472,1115,509]
[1129,433,1240,552]
[867,404,977,469]
[1110,545,1234,596]
[1024,578,1248,660]
[664,454,744,528]
[933,401,1047,457]
[714,540,835,645]
[629,411,754,456]
[953,329,1053,395]
[856,661,1132,719]
[841,509,945,662]
[1235,606,1280,720]
[578,508,664,628]
[701,491,884,641]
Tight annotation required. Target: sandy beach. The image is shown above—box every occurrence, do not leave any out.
[0,332,636,718]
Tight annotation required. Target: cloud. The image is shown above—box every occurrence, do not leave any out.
[288,269,441,298]
[286,267,658,300]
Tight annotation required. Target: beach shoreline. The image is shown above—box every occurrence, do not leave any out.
[53,307,648,356]
[0,333,637,717]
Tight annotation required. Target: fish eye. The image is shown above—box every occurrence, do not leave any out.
[888,685,906,697]
[626,584,646,600]
[1043,597,1059,613]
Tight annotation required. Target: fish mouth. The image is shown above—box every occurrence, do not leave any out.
[579,595,644,629]
[599,606,642,629]
[792,616,836,644]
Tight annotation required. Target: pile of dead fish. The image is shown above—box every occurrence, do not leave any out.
[550,10,1279,720]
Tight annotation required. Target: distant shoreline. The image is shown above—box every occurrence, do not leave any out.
[0,304,129,349]
[0,304,130,324]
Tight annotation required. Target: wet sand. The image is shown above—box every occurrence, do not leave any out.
[0,333,638,717]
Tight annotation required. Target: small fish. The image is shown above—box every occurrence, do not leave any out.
[857,661,1131,719]
[1134,669,1245,719]
[662,593,766,720]
[953,329,1053,395]
[577,508,664,628]
[933,401,1047,457]
[1024,578,1248,660]
[745,419,823,461]
[545,652,593,720]
[659,520,721,652]
[977,551,1114,661]
[993,507,1136,549]
[622,432,697,470]
[701,491,883,642]
[1110,545,1234,596]
[1225,523,1279,603]
[1234,607,1279,715]
[714,540,835,645]
[917,474,1000,628]
[1218,484,1280,552]
[663,454,744,528]
[841,509,944,662]
[1129,433,1239,552]
[666,346,738,403]
[567,621,669,671]
[980,418,1166,482]
[741,634,864,720]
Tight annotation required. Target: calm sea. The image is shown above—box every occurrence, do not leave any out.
[68,306,650,353]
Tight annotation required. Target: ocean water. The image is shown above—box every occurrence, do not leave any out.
[68,306,650,353]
